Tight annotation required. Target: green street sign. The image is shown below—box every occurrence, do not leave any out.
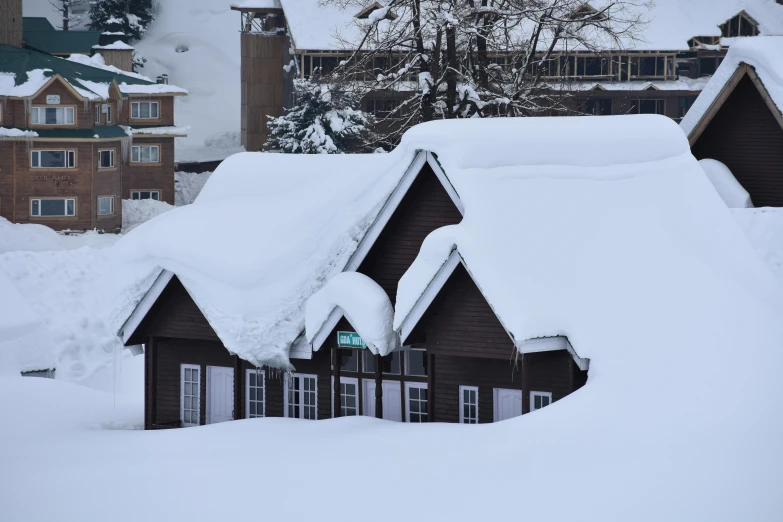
[337,331,366,348]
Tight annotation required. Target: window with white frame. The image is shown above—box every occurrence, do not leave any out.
[181,364,200,426]
[406,382,428,423]
[131,145,160,163]
[97,196,114,216]
[98,149,114,168]
[106,104,112,123]
[286,373,317,419]
[131,190,160,201]
[31,106,75,125]
[246,369,265,418]
[530,391,552,411]
[31,198,75,217]
[404,348,427,376]
[459,385,479,424]
[95,105,100,123]
[31,150,75,168]
[333,377,358,417]
[131,101,159,119]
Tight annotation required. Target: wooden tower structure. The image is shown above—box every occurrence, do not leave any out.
[231,3,295,152]
[0,0,24,47]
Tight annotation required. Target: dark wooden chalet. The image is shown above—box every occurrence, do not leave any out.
[685,49,783,207]
[121,151,588,429]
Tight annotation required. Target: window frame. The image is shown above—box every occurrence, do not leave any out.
[284,373,318,420]
[98,149,115,169]
[30,149,76,169]
[97,196,115,216]
[30,106,76,126]
[331,376,359,417]
[95,104,101,124]
[459,385,479,424]
[30,197,76,218]
[405,382,428,423]
[106,103,112,123]
[404,347,428,377]
[130,144,161,164]
[245,368,266,419]
[530,391,553,412]
[363,350,401,375]
[130,101,160,120]
[631,99,666,116]
[180,363,201,427]
[130,190,161,201]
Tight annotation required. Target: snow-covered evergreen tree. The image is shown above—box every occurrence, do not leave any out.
[89,0,154,41]
[266,79,377,154]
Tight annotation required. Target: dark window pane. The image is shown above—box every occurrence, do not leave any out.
[339,349,359,372]
[380,351,400,374]
[40,150,65,168]
[40,199,65,216]
[363,351,375,373]
[406,349,427,376]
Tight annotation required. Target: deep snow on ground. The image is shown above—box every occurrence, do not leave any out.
[122,198,174,232]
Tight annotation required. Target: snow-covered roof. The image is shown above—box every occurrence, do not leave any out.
[699,158,753,208]
[115,151,413,369]
[681,36,783,139]
[732,207,783,279]
[92,40,135,51]
[391,116,782,366]
[278,0,783,52]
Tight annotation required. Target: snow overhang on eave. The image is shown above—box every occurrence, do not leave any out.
[117,269,173,345]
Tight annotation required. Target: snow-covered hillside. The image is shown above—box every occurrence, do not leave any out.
[133,0,244,162]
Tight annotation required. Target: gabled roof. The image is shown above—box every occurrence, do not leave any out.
[23,17,102,55]
[0,45,187,100]
[681,37,783,144]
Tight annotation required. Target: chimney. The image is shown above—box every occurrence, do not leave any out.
[0,0,24,47]
[156,74,169,85]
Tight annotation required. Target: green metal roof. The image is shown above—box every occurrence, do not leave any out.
[0,44,155,99]
[1,126,129,139]
[23,18,102,55]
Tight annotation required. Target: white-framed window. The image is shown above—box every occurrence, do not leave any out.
[97,196,114,216]
[94,105,100,123]
[332,376,359,417]
[30,198,75,217]
[459,385,479,424]
[530,391,553,411]
[181,364,200,426]
[131,101,159,119]
[30,106,75,125]
[106,104,112,123]
[405,382,428,423]
[31,150,75,169]
[404,348,427,376]
[246,368,265,418]
[131,190,160,201]
[285,373,317,420]
[98,149,114,168]
[131,145,160,163]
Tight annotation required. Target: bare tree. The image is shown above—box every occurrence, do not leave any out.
[50,0,88,30]
[319,0,651,144]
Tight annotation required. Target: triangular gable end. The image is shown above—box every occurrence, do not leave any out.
[688,64,783,146]
[121,271,220,345]
[398,250,588,369]
[19,73,89,101]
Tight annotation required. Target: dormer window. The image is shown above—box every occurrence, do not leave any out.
[355,2,397,21]
[720,11,759,38]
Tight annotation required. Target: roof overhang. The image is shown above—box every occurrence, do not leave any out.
[118,269,173,345]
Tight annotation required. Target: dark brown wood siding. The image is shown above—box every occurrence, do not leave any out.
[357,162,462,300]
[133,276,221,343]
[416,263,516,359]
[433,351,575,423]
[692,73,783,207]
[154,338,235,427]
[237,350,331,420]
